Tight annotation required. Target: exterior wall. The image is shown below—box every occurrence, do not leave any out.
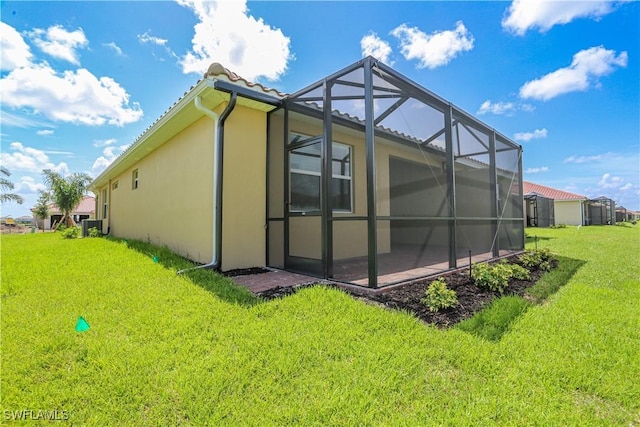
[96,105,268,270]
[554,200,583,226]
[219,106,267,271]
[99,116,215,264]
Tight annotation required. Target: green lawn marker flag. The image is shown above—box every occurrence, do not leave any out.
[75,316,90,332]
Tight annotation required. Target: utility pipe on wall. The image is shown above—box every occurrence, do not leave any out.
[178,92,237,274]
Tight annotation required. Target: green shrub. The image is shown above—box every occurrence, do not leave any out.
[550,223,567,229]
[422,278,458,312]
[471,262,510,293]
[61,226,80,239]
[519,248,554,271]
[503,262,530,280]
[88,227,102,238]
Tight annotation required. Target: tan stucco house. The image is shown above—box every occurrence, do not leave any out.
[90,57,524,289]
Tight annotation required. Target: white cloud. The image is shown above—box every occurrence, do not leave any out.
[28,25,88,65]
[103,42,124,56]
[514,128,548,142]
[36,129,55,136]
[1,63,143,126]
[15,176,46,194]
[0,22,33,70]
[563,152,613,164]
[138,31,168,46]
[177,0,292,81]
[598,173,624,189]
[0,111,52,129]
[361,32,393,65]
[391,21,474,69]
[519,46,627,101]
[502,0,620,35]
[525,166,549,174]
[93,138,117,147]
[1,142,69,175]
[477,100,535,116]
[91,144,129,176]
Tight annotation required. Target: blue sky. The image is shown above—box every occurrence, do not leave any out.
[1,0,638,219]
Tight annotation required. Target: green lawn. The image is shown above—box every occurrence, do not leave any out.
[1,225,639,425]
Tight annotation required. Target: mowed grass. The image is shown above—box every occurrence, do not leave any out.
[1,225,639,425]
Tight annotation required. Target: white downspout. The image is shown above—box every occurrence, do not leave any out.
[177,95,221,274]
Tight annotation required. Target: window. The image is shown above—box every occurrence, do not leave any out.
[289,133,352,213]
[102,189,108,219]
[112,181,119,190]
[132,169,139,190]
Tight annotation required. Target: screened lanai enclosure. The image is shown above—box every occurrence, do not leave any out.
[267,57,524,288]
[525,193,555,227]
[584,197,616,225]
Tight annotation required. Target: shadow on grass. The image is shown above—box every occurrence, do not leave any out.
[109,237,260,307]
[456,255,586,342]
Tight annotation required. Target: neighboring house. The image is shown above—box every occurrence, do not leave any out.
[90,57,524,289]
[522,182,588,226]
[32,195,96,230]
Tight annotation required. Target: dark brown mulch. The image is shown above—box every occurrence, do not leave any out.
[362,259,553,327]
[223,267,271,277]
[256,256,555,328]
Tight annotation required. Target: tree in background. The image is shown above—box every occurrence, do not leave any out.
[42,169,92,229]
[0,166,25,205]
[32,191,51,231]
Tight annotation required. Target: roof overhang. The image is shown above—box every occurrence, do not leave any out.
[90,78,282,191]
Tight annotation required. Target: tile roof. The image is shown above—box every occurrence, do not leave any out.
[46,195,95,214]
[204,63,287,98]
[523,181,586,200]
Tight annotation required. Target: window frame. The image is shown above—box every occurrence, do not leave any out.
[132,169,139,190]
[289,132,353,214]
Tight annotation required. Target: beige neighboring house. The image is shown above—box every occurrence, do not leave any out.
[523,181,587,226]
[90,57,524,289]
[33,195,96,230]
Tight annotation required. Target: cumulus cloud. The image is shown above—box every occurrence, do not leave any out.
[15,176,46,194]
[391,21,474,69]
[91,144,129,176]
[36,129,55,136]
[137,31,168,46]
[0,23,142,127]
[0,22,34,70]
[178,0,291,81]
[502,0,620,35]
[514,128,548,142]
[598,172,624,189]
[361,32,393,64]
[1,142,69,174]
[525,166,549,174]
[28,25,88,65]
[1,62,143,126]
[519,46,627,101]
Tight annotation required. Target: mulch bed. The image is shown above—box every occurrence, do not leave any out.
[256,255,556,328]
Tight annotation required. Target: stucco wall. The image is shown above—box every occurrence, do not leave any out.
[97,104,268,270]
[554,200,583,226]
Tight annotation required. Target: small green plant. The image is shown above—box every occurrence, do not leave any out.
[61,226,80,239]
[550,223,567,229]
[501,262,530,280]
[471,262,510,293]
[88,227,102,238]
[422,278,458,312]
[519,248,554,271]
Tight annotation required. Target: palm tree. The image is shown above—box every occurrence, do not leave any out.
[32,191,51,231]
[0,166,25,204]
[42,169,92,229]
